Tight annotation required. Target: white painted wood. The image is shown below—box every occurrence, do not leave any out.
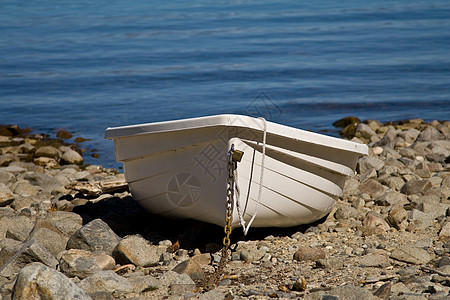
[105,114,368,228]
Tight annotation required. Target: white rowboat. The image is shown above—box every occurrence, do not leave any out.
[105,114,368,229]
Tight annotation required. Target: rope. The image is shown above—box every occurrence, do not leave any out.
[235,117,267,235]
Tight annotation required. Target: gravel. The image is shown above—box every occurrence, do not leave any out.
[0,119,449,299]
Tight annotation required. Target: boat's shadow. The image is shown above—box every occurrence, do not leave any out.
[72,195,326,252]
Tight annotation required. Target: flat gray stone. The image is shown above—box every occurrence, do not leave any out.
[12,262,90,300]
[59,249,105,279]
[390,246,432,265]
[329,284,377,300]
[78,270,133,296]
[128,275,160,293]
[359,254,391,268]
[23,172,64,193]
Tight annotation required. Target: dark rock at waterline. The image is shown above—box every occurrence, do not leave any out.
[56,129,73,139]
[333,116,361,128]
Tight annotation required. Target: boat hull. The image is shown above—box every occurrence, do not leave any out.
[105,115,368,228]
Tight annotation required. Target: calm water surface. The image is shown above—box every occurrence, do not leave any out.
[1,0,449,168]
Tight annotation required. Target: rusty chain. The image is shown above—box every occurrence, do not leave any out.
[205,145,240,290]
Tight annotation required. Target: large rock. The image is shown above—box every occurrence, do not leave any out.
[398,128,420,144]
[333,116,361,128]
[29,224,66,258]
[388,206,408,230]
[159,270,195,287]
[361,211,390,235]
[407,209,435,231]
[0,170,16,186]
[359,179,386,198]
[13,180,40,197]
[380,176,405,191]
[417,126,443,141]
[0,238,22,267]
[400,179,432,195]
[355,123,376,139]
[44,211,83,237]
[113,235,159,267]
[60,150,84,165]
[78,270,133,296]
[172,259,205,280]
[0,238,58,277]
[375,191,408,206]
[34,146,61,159]
[59,249,115,279]
[5,215,34,242]
[67,219,121,255]
[334,205,359,220]
[12,262,91,300]
[358,157,385,175]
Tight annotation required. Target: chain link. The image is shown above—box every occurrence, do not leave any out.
[205,145,236,290]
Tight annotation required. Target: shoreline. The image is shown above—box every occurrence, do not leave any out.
[0,117,449,299]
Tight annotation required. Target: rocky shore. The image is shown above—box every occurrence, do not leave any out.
[0,118,449,300]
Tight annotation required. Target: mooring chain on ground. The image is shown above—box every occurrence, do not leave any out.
[205,145,242,290]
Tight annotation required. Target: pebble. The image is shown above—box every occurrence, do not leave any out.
[293,247,326,261]
[0,119,448,299]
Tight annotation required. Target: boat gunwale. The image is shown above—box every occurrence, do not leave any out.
[105,114,369,155]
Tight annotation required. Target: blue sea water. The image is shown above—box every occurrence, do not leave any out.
[1,0,449,168]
